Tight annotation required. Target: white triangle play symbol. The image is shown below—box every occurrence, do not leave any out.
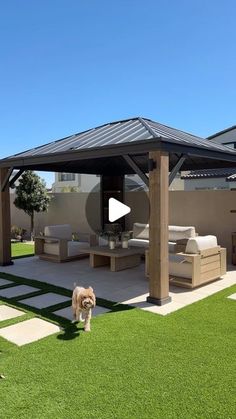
[108,198,131,222]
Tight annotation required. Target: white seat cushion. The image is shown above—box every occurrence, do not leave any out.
[133,223,149,240]
[132,224,196,245]
[44,242,60,255]
[67,241,89,257]
[44,224,72,240]
[169,254,192,279]
[128,238,149,248]
[44,241,89,257]
[168,226,196,241]
[185,235,217,254]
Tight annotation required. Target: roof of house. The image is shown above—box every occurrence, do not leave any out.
[1,117,236,175]
[181,168,236,179]
[181,124,236,180]
[226,173,236,181]
[207,125,236,140]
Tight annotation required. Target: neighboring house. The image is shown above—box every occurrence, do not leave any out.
[52,172,99,192]
[181,126,236,190]
[52,172,184,193]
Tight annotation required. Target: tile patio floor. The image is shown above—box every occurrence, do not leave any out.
[1,256,236,316]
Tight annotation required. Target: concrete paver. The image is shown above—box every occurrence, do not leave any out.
[0,278,14,287]
[0,305,25,321]
[19,293,71,309]
[0,285,40,298]
[0,318,61,346]
[227,293,236,300]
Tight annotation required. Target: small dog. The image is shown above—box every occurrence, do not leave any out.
[72,285,96,332]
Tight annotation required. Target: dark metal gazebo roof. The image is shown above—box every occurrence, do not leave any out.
[1,117,236,175]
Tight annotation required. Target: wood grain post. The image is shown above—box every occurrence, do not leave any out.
[0,168,12,266]
[146,151,171,305]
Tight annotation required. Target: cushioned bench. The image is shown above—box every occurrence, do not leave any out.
[35,224,97,262]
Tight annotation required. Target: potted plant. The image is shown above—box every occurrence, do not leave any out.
[98,230,118,249]
[121,231,131,249]
[108,233,116,250]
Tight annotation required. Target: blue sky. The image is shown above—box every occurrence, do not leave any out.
[1,0,235,186]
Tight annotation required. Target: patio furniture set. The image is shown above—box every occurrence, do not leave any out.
[35,223,226,289]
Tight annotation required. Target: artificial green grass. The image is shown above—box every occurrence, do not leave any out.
[0,273,236,419]
[11,242,34,258]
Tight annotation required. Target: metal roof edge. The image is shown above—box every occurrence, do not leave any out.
[2,135,236,170]
[208,125,236,140]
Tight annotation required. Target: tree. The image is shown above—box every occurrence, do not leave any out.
[14,171,51,240]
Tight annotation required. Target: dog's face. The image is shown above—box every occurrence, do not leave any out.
[78,287,96,310]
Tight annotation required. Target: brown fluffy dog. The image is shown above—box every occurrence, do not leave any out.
[72,285,96,332]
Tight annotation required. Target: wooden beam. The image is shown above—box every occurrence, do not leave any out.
[9,169,24,188]
[0,168,12,266]
[169,154,186,186]
[123,155,149,186]
[147,151,171,305]
[1,167,13,192]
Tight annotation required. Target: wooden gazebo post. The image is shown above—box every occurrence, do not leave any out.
[0,168,12,266]
[147,151,171,305]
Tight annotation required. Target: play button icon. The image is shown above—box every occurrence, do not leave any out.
[108,198,131,222]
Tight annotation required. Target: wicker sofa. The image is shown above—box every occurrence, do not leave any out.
[35,224,97,262]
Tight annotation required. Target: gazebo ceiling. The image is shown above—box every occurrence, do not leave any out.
[1,117,236,174]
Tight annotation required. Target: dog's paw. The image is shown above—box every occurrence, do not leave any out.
[84,327,91,332]
[71,319,77,324]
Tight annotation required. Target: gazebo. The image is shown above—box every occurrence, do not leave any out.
[1,117,236,305]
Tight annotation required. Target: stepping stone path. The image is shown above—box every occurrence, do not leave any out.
[0,285,39,298]
[227,293,236,300]
[0,305,25,321]
[0,318,61,346]
[0,280,110,346]
[20,293,71,309]
[0,278,14,287]
[53,305,110,321]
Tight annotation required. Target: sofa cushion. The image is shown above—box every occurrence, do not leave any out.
[169,254,192,279]
[44,224,72,240]
[67,241,89,257]
[169,255,192,278]
[168,226,196,242]
[132,224,196,242]
[185,235,217,254]
[44,241,89,257]
[133,223,149,240]
[169,242,177,253]
[44,242,60,256]
[128,238,149,248]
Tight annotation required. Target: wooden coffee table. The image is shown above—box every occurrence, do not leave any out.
[84,246,145,272]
